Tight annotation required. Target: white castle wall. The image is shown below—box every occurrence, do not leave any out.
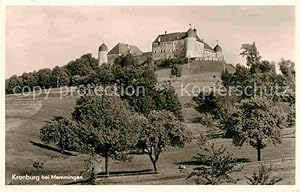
[98,51,108,66]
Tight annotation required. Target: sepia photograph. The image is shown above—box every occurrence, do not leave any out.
[2,2,297,189]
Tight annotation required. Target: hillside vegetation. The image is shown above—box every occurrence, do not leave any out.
[5,58,295,184]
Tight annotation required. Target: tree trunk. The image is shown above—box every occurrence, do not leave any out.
[90,167,96,185]
[152,160,158,173]
[149,153,158,173]
[61,144,64,154]
[257,146,261,161]
[59,129,64,154]
[257,140,261,161]
[59,140,64,154]
[105,156,109,177]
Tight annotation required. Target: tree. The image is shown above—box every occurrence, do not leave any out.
[52,66,70,87]
[278,59,295,127]
[72,94,140,176]
[66,53,98,77]
[246,164,282,185]
[225,96,287,161]
[95,63,115,86]
[154,81,183,120]
[36,68,53,88]
[187,142,242,184]
[278,58,295,88]
[192,90,236,130]
[170,64,182,80]
[40,116,78,153]
[21,72,38,89]
[240,42,261,67]
[6,75,20,94]
[112,54,183,120]
[136,110,191,172]
[222,43,279,100]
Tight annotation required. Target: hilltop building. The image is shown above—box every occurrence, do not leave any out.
[152,27,224,61]
[107,43,143,64]
[98,42,145,65]
[98,26,224,66]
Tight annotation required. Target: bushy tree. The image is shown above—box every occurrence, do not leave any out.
[193,90,236,128]
[21,72,38,89]
[277,59,295,127]
[112,54,183,120]
[225,96,287,161]
[170,64,182,80]
[154,81,183,120]
[5,53,99,93]
[278,58,295,88]
[246,164,282,185]
[72,94,141,176]
[6,75,21,94]
[36,68,53,88]
[94,63,115,86]
[191,43,293,169]
[187,142,242,184]
[136,110,191,172]
[240,42,261,67]
[52,66,70,86]
[66,53,98,77]
[40,116,78,153]
[222,43,279,100]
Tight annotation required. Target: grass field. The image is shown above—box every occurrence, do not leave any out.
[5,61,295,185]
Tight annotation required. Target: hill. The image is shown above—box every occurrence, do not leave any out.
[5,60,295,185]
[156,60,235,109]
[156,60,235,80]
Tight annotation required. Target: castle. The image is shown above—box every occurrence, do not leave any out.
[98,26,224,66]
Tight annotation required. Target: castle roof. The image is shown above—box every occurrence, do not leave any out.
[153,30,214,51]
[204,43,214,51]
[214,44,222,52]
[99,43,108,51]
[187,28,197,38]
[108,43,143,56]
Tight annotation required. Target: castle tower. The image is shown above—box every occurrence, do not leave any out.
[98,42,108,66]
[213,41,223,61]
[185,26,197,58]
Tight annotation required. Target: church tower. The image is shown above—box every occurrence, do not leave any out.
[98,42,108,66]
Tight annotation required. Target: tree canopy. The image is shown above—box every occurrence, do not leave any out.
[72,94,141,176]
[136,110,191,172]
[225,96,287,161]
[187,142,241,184]
[40,116,79,153]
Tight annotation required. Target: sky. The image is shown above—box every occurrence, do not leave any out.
[6,6,295,77]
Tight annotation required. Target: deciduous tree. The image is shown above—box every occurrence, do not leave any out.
[40,116,78,153]
[187,142,242,184]
[246,164,282,185]
[137,110,191,172]
[225,96,287,161]
[72,94,140,176]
